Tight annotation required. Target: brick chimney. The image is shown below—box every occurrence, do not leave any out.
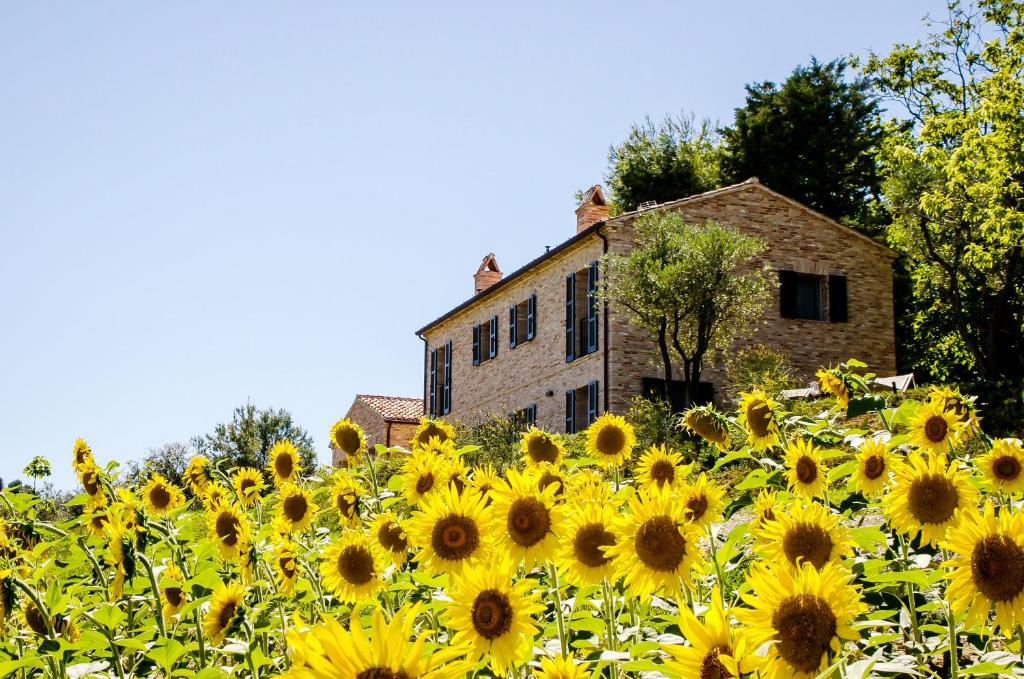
[474,253,502,295]
[575,185,610,233]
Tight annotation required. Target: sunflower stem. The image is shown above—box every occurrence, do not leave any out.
[365,452,383,512]
[139,555,168,639]
[194,607,208,669]
[897,534,922,645]
[547,563,568,657]
[947,600,959,679]
[705,525,726,608]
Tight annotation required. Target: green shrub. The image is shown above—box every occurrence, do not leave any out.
[723,343,795,400]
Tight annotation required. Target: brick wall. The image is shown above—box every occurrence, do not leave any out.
[337,399,421,466]
[420,181,897,431]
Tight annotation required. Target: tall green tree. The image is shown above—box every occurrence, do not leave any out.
[193,403,317,472]
[866,0,1024,381]
[604,114,722,213]
[122,442,192,490]
[600,211,773,406]
[721,58,886,233]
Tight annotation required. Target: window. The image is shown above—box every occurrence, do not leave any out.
[509,294,537,348]
[472,316,499,365]
[565,380,599,433]
[428,340,453,416]
[779,270,848,323]
[511,404,537,428]
[566,261,599,362]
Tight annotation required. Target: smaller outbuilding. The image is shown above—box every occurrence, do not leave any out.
[333,394,423,466]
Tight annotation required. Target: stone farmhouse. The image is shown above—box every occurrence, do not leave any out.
[334,395,423,465]
[415,178,897,435]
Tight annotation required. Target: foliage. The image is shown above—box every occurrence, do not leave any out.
[22,456,51,491]
[723,343,796,401]
[1,368,1019,678]
[192,403,316,473]
[601,211,774,406]
[865,0,1024,381]
[122,442,193,492]
[721,57,887,234]
[623,396,691,458]
[603,113,722,213]
[454,413,531,472]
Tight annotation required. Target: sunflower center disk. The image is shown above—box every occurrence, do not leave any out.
[971,535,1024,602]
[337,494,356,517]
[417,424,447,447]
[471,590,514,640]
[635,516,687,572]
[596,426,626,456]
[164,586,183,608]
[336,428,362,455]
[275,455,293,479]
[538,472,564,496]
[907,474,959,524]
[216,513,240,546]
[650,460,675,486]
[690,412,727,446]
[378,522,407,552]
[150,485,171,509]
[994,456,1021,481]
[507,498,551,547]
[924,415,949,444]
[240,479,257,496]
[686,495,709,522]
[279,557,297,578]
[863,455,885,480]
[432,514,480,560]
[573,523,616,567]
[528,436,559,464]
[747,403,772,438]
[338,546,375,585]
[218,601,237,634]
[795,457,818,484]
[283,495,308,522]
[356,669,410,679]
[782,523,833,569]
[771,594,837,674]
[699,645,734,679]
[416,473,435,495]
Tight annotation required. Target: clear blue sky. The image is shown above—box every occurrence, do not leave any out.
[1,1,936,489]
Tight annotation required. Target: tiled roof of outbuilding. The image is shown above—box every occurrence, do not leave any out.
[354,395,423,423]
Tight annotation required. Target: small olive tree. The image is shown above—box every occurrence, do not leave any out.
[601,211,774,406]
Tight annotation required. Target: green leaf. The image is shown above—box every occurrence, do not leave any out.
[847,395,886,418]
[711,449,754,470]
[890,399,922,427]
[146,638,187,671]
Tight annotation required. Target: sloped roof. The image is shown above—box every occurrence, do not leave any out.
[353,395,423,423]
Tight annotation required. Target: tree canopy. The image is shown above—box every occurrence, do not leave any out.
[721,58,886,233]
[192,403,317,474]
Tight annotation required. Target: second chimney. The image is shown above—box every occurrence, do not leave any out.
[575,184,610,233]
[474,253,502,295]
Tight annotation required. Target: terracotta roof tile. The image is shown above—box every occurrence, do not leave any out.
[355,395,423,423]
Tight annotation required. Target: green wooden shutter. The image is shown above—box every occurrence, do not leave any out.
[509,304,518,348]
[527,294,536,340]
[565,389,576,433]
[565,273,576,362]
[472,325,481,365]
[587,261,599,354]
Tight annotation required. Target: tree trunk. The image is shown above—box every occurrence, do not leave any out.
[657,318,673,385]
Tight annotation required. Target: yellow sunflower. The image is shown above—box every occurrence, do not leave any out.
[606,486,704,599]
[737,562,863,679]
[83,504,110,538]
[72,438,94,474]
[850,438,897,496]
[183,455,211,494]
[556,500,617,587]
[757,501,854,571]
[977,438,1024,495]
[267,440,301,486]
[679,473,725,529]
[401,450,450,506]
[283,602,472,679]
[681,405,732,450]
[410,418,456,450]
[535,653,592,679]
[446,455,472,495]
[566,468,612,504]
[468,464,503,506]
[370,512,410,567]
[103,510,134,598]
[737,390,781,452]
[206,501,251,561]
[635,444,689,491]
[417,434,459,460]
[447,563,544,674]
[79,462,104,502]
[159,562,187,620]
[816,367,851,409]
[490,468,563,569]
[142,473,185,516]
[520,427,564,466]
[663,586,752,679]
[320,531,383,604]
[203,482,230,511]
[231,467,266,508]
[408,482,492,575]
[750,489,781,541]
[908,400,961,456]
[585,413,636,467]
[204,581,245,645]
[273,541,300,595]
[784,438,828,499]
[885,451,978,547]
[931,386,981,445]
[276,484,318,533]
[329,472,365,527]
[329,418,367,461]
[945,501,1024,633]
[527,462,567,500]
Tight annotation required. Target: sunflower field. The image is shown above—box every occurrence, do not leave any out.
[2,362,1024,678]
